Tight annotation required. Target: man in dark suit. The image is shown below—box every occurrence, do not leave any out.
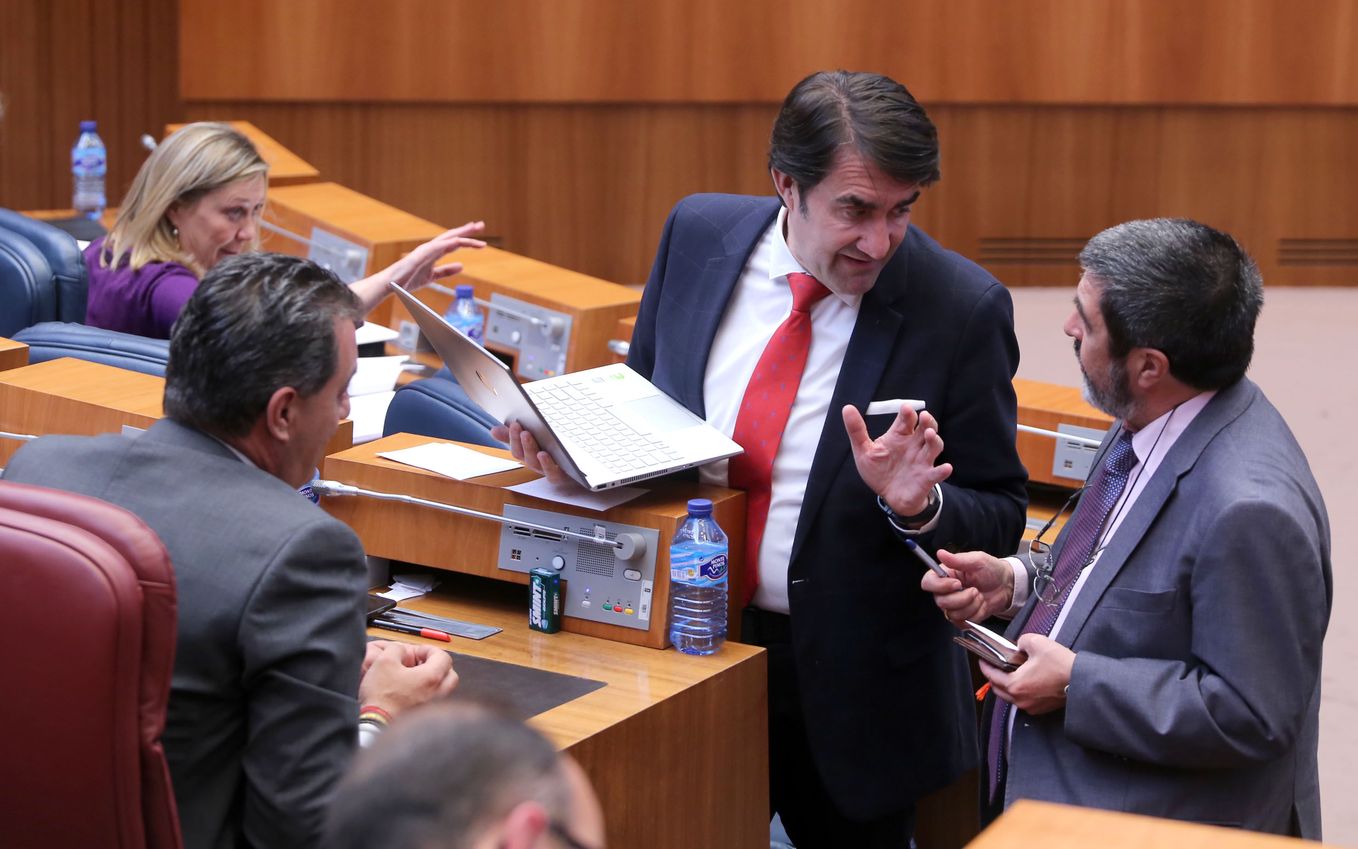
[3,254,457,849]
[922,219,1331,836]
[624,71,1027,847]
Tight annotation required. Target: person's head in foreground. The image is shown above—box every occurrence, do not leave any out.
[324,701,606,849]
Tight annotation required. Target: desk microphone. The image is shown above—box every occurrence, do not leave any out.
[310,478,648,561]
[0,430,37,442]
[1017,424,1102,448]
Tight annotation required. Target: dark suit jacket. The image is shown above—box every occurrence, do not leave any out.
[629,193,1028,817]
[994,378,1331,837]
[4,419,368,849]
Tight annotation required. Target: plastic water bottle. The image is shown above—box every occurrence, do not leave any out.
[71,120,107,220]
[668,498,729,655]
[444,283,484,343]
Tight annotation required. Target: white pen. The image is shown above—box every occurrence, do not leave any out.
[865,399,926,416]
[903,538,949,577]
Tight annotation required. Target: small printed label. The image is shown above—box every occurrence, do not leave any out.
[671,552,727,587]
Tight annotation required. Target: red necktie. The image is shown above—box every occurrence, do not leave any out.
[727,272,831,607]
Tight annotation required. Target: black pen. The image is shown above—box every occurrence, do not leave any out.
[371,618,452,642]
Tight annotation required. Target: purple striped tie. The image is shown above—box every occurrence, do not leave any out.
[986,430,1137,803]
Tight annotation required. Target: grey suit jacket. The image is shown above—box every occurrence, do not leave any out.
[3,419,368,849]
[996,378,1331,837]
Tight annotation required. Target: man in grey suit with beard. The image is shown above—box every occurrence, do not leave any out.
[914,219,1331,837]
[3,253,457,849]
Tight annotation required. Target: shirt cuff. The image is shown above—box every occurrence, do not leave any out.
[878,485,944,536]
[358,720,385,749]
[1000,556,1029,618]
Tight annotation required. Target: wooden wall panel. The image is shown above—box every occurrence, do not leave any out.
[182,102,1358,288]
[0,0,179,211]
[180,0,1358,105]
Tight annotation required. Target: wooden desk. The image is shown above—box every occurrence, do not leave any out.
[0,338,28,371]
[1014,378,1113,488]
[968,800,1322,849]
[261,181,446,284]
[166,120,320,186]
[378,584,767,849]
[388,246,641,377]
[0,358,352,465]
[322,432,747,649]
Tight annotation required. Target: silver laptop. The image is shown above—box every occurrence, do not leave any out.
[389,283,743,490]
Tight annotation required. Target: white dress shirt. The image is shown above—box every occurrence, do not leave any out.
[698,208,861,614]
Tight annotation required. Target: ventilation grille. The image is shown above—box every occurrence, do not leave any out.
[1278,239,1358,267]
[574,531,618,578]
[978,237,1087,266]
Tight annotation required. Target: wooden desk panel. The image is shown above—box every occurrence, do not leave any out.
[0,358,353,466]
[380,585,767,849]
[0,338,29,371]
[968,800,1322,849]
[166,120,320,186]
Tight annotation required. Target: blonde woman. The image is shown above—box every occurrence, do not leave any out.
[85,122,484,338]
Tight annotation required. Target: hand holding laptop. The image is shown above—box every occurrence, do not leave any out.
[491,420,574,487]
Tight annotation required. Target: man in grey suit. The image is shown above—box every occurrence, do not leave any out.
[916,219,1331,836]
[3,253,457,849]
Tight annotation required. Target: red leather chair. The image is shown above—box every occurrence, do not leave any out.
[0,480,181,848]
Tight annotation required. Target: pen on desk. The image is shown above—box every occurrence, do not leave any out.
[371,618,452,642]
[902,538,949,578]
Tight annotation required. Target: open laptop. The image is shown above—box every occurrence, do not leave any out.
[389,283,742,490]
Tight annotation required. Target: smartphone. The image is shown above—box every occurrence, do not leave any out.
[365,593,397,623]
[953,620,1027,672]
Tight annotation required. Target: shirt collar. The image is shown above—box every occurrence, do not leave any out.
[768,207,861,309]
[1127,389,1216,462]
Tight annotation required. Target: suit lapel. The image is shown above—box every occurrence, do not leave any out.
[678,202,780,418]
[789,239,912,562]
[1053,379,1258,647]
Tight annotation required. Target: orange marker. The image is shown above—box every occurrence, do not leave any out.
[975,681,992,701]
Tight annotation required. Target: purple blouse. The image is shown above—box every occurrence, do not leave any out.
[83,237,200,339]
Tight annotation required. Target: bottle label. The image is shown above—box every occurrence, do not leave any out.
[671,551,728,586]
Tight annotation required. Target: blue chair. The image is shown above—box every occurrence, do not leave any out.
[14,322,170,376]
[0,226,56,336]
[383,376,501,447]
[0,209,88,324]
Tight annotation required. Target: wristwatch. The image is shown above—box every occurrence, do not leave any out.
[879,483,943,528]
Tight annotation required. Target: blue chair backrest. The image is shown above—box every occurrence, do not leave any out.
[0,210,88,324]
[0,228,56,337]
[383,376,500,447]
[14,322,169,377]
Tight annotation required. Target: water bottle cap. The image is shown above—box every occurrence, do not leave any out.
[456,283,474,298]
[686,498,713,516]
[80,120,97,131]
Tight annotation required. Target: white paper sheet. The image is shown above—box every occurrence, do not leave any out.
[378,441,522,480]
[348,391,396,444]
[506,476,647,512]
[355,321,400,346]
[348,355,409,397]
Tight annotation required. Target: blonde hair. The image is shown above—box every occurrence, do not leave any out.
[102,122,269,276]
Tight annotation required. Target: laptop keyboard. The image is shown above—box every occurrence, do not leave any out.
[526,379,683,474]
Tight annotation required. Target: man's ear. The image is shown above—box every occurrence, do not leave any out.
[496,801,550,849]
[264,385,300,442]
[771,168,797,210]
[1127,347,1170,391]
